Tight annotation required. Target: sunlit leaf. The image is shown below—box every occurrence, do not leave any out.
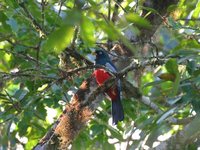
[96,20,119,40]
[165,59,178,75]
[125,13,152,29]
[157,107,177,124]
[192,2,200,18]
[165,59,180,95]
[143,80,165,88]
[42,25,74,53]
[1,0,200,149]
[64,9,82,25]
[27,0,41,19]
[80,16,95,46]
[167,5,178,13]
[141,6,159,14]
[141,72,154,95]
[158,73,176,82]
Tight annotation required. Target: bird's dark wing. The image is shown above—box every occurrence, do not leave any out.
[105,62,122,99]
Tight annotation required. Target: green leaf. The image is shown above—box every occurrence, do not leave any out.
[64,9,82,26]
[90,124,104,138]
[6,18,19,33]
[27,0,41,19]
[173,73,180,96]
[186,60,196,75]
[165,59,180,95]
[143,80,165,88]
[13,89,28,101]
[51,83,61,93]
[141,72,154,95]
[141,6,159,14]
[168,17,182,29]
[167,5,178,13]
[171,49,200,57]
[96,20,119,40]
[193,70,200,77]
[165,59,178,75]
[192,2,200,18]
[125,13,152,29]
[158,73,176,82]
[109,129,123,140]
[6,0,19,9]
[167,95,182,105]
[0,12,12,32]
[42,25,74,53]
[184,115,200,141]
[156,107,177,124]
[80,16,95,46]
[146,124,171,147]
[191,99,200,113]
[35,103,47,120]
[18,121,29,136]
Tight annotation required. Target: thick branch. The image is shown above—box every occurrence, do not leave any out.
[33,56,171,149]
[33,76,103,149]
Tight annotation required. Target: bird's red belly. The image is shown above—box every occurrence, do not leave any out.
[92,69,118,100]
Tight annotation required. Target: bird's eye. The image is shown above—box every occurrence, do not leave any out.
[99,51,102,55]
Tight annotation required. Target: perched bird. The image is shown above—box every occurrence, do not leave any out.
[92,49,124,125]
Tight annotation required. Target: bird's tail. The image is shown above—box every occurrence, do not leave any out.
[112,98,124,125]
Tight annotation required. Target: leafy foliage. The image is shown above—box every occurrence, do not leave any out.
[0,0,200,149]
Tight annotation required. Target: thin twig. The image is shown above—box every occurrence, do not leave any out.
[71,26,79,50]
[177,18,200,21]
[6,39,38,50]
[134,0,138,12]
[18,2,46,36]
[1,49,57,69]
[1,71,57,80]
[41,0,45,28]
[52,0,65,32]
[108,0,111,21]
[113,0,127,13]
[4,90,21,112]
[62,64,115,76]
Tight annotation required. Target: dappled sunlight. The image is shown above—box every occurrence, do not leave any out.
[45,107,58,124]
[1,0,200,149]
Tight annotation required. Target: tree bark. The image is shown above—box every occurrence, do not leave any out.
[33,76,103,149]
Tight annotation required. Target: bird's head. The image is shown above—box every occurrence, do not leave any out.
[94,49,111,65]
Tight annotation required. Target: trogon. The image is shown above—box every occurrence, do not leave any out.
[92,49,124,125]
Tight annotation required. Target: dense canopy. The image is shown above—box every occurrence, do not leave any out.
[0,0,200,149]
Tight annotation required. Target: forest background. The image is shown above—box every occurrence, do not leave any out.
[0,0,200,149]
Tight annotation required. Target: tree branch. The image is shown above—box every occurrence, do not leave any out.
[33,76,103,149]
[18,2,46,36]
[33,55,174,149]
